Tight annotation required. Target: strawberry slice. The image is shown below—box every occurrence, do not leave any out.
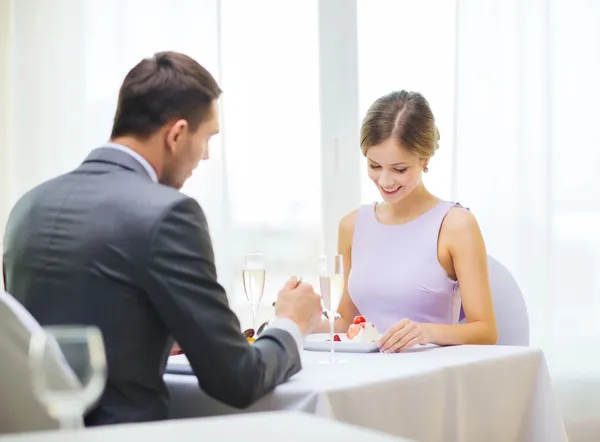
[333,334,341,342]
[347,323,361,339]
[353,315,366,324]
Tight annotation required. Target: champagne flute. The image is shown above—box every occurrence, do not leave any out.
[29,325,107,429]
[242,253,266,331]
[318,254,344,364]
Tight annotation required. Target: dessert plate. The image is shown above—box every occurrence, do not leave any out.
[304,333,379,353]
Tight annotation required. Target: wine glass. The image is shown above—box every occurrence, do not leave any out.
[318,254,345,364]
[29,325,107,429]
[242,253,266,331]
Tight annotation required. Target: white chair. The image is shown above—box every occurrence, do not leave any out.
[0,291,82,434]
[486,255,530,346]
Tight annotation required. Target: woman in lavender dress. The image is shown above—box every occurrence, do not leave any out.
[317,91,497,352]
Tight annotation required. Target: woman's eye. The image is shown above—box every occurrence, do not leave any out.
[369,164,381,169]
[395,168,408,174]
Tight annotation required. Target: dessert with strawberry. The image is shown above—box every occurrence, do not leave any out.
[346,315,380,343]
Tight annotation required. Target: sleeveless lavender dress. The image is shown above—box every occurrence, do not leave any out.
[347,201,464,332]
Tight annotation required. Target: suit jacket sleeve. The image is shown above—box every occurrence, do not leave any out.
[145,197,301,408]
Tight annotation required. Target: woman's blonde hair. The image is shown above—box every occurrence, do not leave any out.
[360,90,440,158]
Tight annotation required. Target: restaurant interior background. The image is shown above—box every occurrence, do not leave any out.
[1,1,600,439]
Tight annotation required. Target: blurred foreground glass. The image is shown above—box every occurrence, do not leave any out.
[29,326,107,429]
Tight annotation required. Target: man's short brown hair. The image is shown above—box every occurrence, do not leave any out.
[111,51,222,139]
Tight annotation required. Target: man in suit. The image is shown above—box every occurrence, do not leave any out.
[2,51,322,426]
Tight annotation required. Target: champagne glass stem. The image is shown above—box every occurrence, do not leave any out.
[58,411,84,430]
[251,305,258,331]
[329,311,335,362]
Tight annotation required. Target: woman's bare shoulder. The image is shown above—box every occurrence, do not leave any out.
[339,208,359,233]
[442,205,480,236]
[338,208,360,250]
[440,204,485,256]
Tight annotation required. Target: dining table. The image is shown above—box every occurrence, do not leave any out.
[0,411,415,442]
[165,343,568,442]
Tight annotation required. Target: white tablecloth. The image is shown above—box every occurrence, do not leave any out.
[0,411,413,442]
[165,345,568,442]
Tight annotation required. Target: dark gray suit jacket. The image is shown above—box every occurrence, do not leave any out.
[2,147,301,426]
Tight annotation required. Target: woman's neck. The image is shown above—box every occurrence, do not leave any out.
[381,183,439,221]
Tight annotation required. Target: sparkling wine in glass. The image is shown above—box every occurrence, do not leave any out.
[29,325,107,429]
[318,254,344,364]
[242,253,266,331]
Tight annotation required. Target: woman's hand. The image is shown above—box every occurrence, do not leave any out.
[378,319,430,353]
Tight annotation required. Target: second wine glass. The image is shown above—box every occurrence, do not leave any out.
[242,253,266,331]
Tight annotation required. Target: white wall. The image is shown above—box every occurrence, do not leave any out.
[0,0,12,235]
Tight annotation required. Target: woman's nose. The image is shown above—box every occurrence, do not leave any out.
[378,171,396,188]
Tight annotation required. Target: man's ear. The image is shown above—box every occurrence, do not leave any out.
[165,119,188,154]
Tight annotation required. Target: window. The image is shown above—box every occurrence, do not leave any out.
[219,0,322,306]
[357,0,457,203]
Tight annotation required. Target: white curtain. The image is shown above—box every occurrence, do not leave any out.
[0,0,13,247]
[0,0,223,283]
[0,0,225,296]
[453,1,600,438]
[0,0,323,325]
[218,0,322,316]
[0,0,12,290]
[357,0,457,204]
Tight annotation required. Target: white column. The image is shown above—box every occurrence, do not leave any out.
[318,0,361,259]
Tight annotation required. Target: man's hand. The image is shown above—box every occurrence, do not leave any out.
[275,277,322,335]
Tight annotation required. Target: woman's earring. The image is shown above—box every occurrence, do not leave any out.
[423,166,429,173]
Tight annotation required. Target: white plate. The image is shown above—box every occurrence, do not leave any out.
[303,333,379,353]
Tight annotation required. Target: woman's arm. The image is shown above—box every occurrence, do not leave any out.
[313,210,361,333]
[424,207,498,345]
